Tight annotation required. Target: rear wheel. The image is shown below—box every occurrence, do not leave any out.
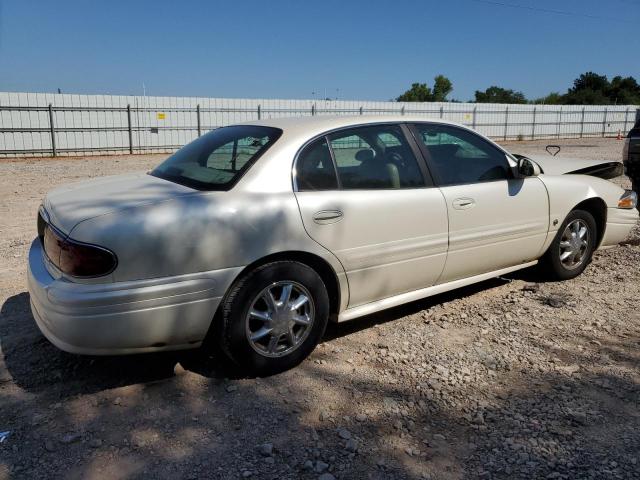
[218,261,329,376]
[540,209,597,280]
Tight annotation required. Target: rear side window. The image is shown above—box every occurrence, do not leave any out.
[327,125,425,189]
[412,124,510,186]
[151,125,282,190]
[296,138,339,191]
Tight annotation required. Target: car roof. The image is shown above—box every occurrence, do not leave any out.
[236,115,469,138]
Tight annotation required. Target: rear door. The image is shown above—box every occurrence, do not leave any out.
[409,123,549,282]
[294,123,449,308]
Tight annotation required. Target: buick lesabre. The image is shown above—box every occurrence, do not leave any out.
[28,116,638,374]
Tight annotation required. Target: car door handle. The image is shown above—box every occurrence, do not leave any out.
[312,210,344,224]
[452,198,476,210]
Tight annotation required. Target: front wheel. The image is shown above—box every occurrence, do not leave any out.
[540,209,597,280]
[217,261,329,376]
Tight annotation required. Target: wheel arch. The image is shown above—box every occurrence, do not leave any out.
[572,197,607,248]
[221,251,343,322]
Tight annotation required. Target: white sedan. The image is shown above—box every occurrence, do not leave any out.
[28,116,638,374]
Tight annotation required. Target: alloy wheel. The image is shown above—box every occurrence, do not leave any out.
[245,281,315,358]
[559,219,590,270]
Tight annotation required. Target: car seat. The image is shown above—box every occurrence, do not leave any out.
[354,149,400,188]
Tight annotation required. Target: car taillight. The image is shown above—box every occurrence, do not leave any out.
[43,224,65,265]
[37,208,47,242]
[42,224,117,277]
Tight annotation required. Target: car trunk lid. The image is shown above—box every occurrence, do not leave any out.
[43,172,196,234]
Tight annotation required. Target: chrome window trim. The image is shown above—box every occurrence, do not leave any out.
[292,121,435,192]
[407,122,516,187]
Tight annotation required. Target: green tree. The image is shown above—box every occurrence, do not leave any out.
[474,86,527,104]
[563,71,610,105]
[608,76,640,104]
[532,92,564,104]
[432,75,453,101]
[571,72,609,93]
[563,88,610,105]
[396,82,433,102]
[536,73,640,105]
[396,75,453,102]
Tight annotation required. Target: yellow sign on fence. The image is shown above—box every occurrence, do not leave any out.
[157,112,166,120]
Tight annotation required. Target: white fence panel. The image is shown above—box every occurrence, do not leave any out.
[0,92,637,157]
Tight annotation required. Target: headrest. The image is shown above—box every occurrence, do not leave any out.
[304,144,328,167]
[355,149,375,163]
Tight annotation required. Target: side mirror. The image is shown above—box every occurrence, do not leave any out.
[517,157,542,177]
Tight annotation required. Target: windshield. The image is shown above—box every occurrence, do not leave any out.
[150,125,282,190]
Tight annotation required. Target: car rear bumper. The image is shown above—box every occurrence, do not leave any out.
[599,208,639,248]
[27,239,242,355]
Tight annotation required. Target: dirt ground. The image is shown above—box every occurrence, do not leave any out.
[1,138,639,480]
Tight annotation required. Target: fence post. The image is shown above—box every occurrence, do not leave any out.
[557,106,562,138]
[48,104,57,157]
[580,107,585,138]
[503,106,509,141]
[257,104,261,120]
[127,104,133,153]
[196,104,201,137]
[439,106,444,119]
[359,106,363,115]
[472,106,477,130]
[602,107,608,137]
[401,106,405,116]
[531,106,537,140]
[311,104,315,116]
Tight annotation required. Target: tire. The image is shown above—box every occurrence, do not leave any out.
[540,209,597,280]
[217,261,329,376]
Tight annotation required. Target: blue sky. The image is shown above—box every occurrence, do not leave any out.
[0,0,637,101]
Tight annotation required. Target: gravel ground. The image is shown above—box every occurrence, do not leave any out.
[1,138,639,480]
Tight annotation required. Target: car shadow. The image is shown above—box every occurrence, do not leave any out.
[1,274,516,398]
[0,293,200,397]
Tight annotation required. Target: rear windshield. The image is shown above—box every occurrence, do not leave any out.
[150,125,282,190]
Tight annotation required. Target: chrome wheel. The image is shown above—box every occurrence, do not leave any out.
[245,281,315,358]
[559,219,590,270]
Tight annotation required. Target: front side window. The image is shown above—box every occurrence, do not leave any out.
[327,125,425,189]
[151,125,281,190]
[412,124,511,186]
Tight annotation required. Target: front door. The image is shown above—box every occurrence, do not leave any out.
[294,123,449,307]
[409,123,549,282]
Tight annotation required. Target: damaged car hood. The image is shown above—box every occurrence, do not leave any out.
[519,155,623,179]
